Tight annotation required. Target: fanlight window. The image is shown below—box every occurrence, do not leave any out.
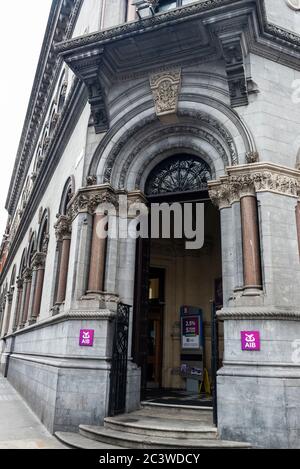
[145,154,212,196]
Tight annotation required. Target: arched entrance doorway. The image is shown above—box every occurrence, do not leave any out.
[132,154,223,403]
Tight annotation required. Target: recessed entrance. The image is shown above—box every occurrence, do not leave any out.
[132,153,224,404]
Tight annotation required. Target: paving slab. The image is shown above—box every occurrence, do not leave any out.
[0,375,65,449]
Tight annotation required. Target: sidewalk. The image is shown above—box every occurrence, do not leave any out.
[0,375,65,449]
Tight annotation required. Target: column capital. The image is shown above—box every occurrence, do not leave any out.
[6,291,13,304]
[67,184,118,220]
[31,252,46,270]
[16,277,23,290]
[23,267,33,282]
[54,215,72,241]
[208,162,300,207]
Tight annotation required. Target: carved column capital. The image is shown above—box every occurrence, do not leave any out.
[54,215,72,241]
[208,163,300,208]
[31,252,46,270]
[67,184,118,220]
[23,267,33,282]
[6,292,13,304]
[16,277,24,290]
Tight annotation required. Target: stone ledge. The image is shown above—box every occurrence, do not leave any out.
[218,307,300,320]
[1,309,116,340]
[7,353,112,370]
[218,363,300,378]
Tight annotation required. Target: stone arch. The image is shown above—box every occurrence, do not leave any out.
[88,96,257,191]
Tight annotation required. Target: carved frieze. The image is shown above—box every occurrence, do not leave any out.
[208,163,300,208]
[150,68,181,120]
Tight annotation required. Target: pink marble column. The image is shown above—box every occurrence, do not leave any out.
[240,195,262,291]
[13,278,23,332]
[55,216,72,304]
[296,201,300,258]
[20,269,32,327]
[3,292,13,335]
[31,252,46,322]
[87,213,107,292]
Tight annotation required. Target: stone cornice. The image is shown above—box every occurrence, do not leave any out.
[55,0,300,56]
[0,78,86,284]
[208,162,300,208]
[5,0,83,218]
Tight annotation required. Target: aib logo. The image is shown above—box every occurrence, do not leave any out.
[79,329,95,347]
[241,331,260,351]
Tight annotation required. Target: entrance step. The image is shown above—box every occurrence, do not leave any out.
[140,401,213,422]
[79,425,251,449]
[55,431,124,449]
[104,413,217,439]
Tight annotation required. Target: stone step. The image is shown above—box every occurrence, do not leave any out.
[104,413,217,439]
[140,401,213,421]
[55,431,124,449]
[79,425,251,449]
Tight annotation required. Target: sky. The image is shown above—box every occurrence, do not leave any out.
[0,0,52,239]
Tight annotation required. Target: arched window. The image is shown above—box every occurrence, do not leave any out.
[145,154,212,196]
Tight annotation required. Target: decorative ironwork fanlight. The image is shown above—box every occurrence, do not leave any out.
[145,154,212,195]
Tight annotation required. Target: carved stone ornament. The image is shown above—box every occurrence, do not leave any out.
[150,68,181,118]
[23,267,33,282]
[219,35,248,107]
[54,215,72,241]
[31,252,47,269]
[208,163,300,208]
[246,151,259,164]
[67,185,118,220]
[86,175,97,186]
[286,0,300,10]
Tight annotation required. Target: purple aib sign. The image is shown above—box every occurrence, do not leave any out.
[241,331,260,351]
[79,329,94,347]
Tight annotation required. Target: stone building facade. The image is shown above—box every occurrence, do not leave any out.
[0,0,300,448]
